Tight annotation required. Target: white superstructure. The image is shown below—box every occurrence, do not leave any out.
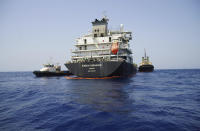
[40,64,61,72]
[70,17,133,64]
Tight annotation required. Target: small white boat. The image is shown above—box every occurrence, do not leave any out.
[39,63,61,72]
[33,63,72,77]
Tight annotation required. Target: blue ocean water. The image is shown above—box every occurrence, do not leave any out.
[0,70,200,131]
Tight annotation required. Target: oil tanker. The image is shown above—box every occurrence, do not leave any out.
[65,16,137,78]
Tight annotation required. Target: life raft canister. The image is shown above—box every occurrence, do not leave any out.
[111,42,119,54]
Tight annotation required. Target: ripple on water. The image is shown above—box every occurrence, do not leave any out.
[0,70,200,130]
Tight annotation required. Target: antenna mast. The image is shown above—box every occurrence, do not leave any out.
[144,48,146,59]
[102,11,109,21]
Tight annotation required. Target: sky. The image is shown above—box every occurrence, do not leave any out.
[0,0,200,71]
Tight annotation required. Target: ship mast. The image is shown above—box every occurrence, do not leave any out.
[143,48,151,64]
[144,48,146,59]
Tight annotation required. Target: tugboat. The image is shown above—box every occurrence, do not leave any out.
[33,63,72,77]
[65,16,137,78]
[138,49,154,72]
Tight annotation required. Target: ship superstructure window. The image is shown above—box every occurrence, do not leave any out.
[84,39,87,44]
[101,33,104,37]
[94,29,99,32]
[94,34,97,37]
[79,47,82,50]
[109,37,111,42]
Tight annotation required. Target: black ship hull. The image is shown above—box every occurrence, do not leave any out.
[65,61,137,78]
[33,71,72,77]
[138,64,154,72]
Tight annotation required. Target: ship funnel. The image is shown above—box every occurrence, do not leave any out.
[120,24,124,32]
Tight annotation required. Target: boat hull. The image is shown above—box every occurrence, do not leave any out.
[139,65,154,72]
[33,71,72,77]
[65,61,137,78]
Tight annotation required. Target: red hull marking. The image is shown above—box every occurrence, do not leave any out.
[65,76,120,79]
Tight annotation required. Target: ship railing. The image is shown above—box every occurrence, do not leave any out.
[68,58,124,63]
[72,47,131,53]
[139,62,152,66]
[74,41,131,48]
[71,53,128,59]
[72,48,110,53]
[110,58,124,62]
[70,55,126,63]
[75,42,112,46]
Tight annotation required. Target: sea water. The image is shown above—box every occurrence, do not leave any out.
[0,69,200,131]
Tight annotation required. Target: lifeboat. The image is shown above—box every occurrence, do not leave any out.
[111,42,119,54]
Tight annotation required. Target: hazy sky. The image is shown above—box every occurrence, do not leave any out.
[0,0,200,71]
